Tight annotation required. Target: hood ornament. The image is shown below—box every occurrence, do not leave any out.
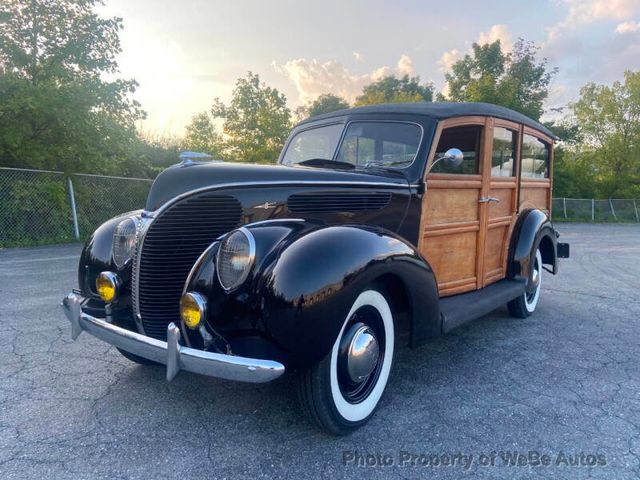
[178,151,220,167]
[254,201,278,210]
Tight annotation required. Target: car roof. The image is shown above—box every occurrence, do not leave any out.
[297,102,555,139]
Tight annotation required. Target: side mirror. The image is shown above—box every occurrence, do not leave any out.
[427,148,464,173]
[441,148,464,168]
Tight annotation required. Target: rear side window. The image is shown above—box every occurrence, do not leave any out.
[491,127,517,177]
[336,122,422,168]
[431,125,482,174]
[521,134,550,179]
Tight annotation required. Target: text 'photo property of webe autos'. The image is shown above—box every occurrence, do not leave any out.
[63,102,569,435]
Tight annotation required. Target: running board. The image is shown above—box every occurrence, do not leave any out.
[440,278,526,333]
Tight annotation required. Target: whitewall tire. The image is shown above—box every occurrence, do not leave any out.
[298,288,395,435]
[508,248,543,318]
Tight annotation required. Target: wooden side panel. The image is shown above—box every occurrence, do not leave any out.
[419,117,554,298]
[519,179,551,214]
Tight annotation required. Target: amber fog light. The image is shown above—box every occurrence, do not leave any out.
[180,292,207,329]
[96,272,121,303]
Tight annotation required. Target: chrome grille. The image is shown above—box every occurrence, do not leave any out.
[136,193,242,340]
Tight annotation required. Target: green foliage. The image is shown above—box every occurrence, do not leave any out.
[0,172,74,247]
[441,39,556,121]
[211,72,291,164]
[355,75,433,106]
[183,112,223,158]
[552,71,640,199]
[133,132,183,173]
[71,174,150,237]
[0,0,146,174]
[303,94,350,118]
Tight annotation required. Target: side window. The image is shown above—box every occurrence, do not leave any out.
[491,127,517,177]
[521,134,550,179]
[431,125,482,174]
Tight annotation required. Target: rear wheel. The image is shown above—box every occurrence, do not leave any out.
[508,248,543,318]
[298,289,395,435]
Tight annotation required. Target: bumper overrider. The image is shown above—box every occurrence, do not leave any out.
[61,292,285,383]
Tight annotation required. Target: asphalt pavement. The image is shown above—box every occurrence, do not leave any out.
[1,223,639,479]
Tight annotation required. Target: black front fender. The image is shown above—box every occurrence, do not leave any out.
[257,225,440,370]
[78,210,142,297]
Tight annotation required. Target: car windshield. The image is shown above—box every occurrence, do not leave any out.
[281,124,344,166]
[281,121,422,169]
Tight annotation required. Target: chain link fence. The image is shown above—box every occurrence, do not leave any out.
[0,167,152,247]
[1,167,639,248]
[551,197,640,222]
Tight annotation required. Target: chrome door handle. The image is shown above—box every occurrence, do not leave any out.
[479,197,500,203]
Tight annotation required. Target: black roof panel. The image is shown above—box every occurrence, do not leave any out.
[298,102,554,139]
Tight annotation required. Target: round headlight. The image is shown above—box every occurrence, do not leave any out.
[113,217,138,268]
[216,228,256,291]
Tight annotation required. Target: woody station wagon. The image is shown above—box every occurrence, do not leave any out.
[62,102,570,434]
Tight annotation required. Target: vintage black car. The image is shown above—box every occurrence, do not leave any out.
[63,102,569,434]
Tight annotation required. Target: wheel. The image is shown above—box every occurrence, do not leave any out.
[117,347,160,366]
[298,289,395,435]
[508,248,543,318]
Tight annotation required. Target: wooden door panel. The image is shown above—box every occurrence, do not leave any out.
[487,184,516,217]
[484,225,506,277]
[483,180,517,285]
[423,185,481,224]
[422,175,483,297]
[419,118,486,298]
[424,230,478,295]
[480,121,520,287]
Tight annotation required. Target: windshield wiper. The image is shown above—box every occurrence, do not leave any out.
[363,159,413,169]
[297,158,356,170]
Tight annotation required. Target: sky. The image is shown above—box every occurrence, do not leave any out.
[99,0,640,135]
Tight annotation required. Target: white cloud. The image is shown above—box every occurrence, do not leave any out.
[438,49,460,73]
[615,20,640,33]
[273,54,417,105]
[353,51,363,62]
[396,54,414,76]
[546,0,640,47]
[437,24,512,75]
[559,0,640,25]
[477,24,513,52]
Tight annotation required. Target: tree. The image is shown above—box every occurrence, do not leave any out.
[183,112,223,158]
[355,75,433,106]
[0,0,145,173]
[441,39,556,121]
[567,70,640,197]
[302,93,350,118]
[211,72,291,164]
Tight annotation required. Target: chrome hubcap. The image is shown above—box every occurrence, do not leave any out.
[526,256,541,303]
[531,267,540,288]
[341,323,380,383]
[337,306,386,404]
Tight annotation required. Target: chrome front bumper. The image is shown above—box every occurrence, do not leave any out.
[61,292,285,383]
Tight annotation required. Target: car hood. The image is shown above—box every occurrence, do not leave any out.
[145,162,408,211]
